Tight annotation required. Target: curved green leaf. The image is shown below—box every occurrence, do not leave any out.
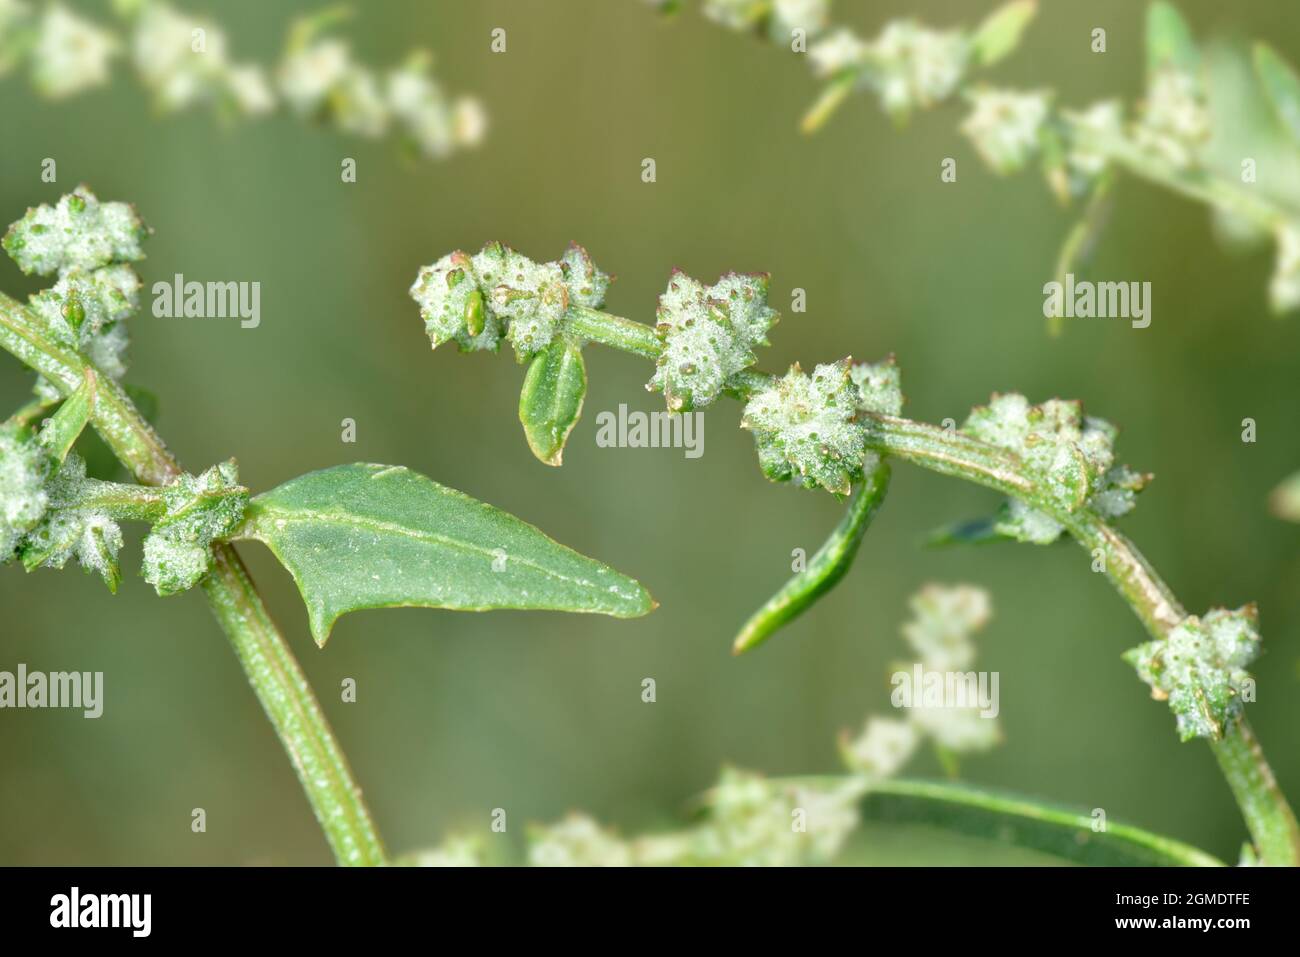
[519,337,586,466]
[234,463,654,644]
[970,0,1038,68]
[861,778,1225,866]
[732,459,889,654]
[1255,43,1300,143]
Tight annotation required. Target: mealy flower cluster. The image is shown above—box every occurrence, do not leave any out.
[0,1,484,160]
[842,584,1000,771]
[740,355,901,496]
[1125,606,1261,741]
[961,393,1149,543]
[649,269,777,411]
[141,460,247,595]
[411,242,610,360]
[3,186,147,382]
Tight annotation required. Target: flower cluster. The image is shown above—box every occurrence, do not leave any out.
[960,87,1052,175]
[741,356,899,496]
[842,584,1000,771]
[279,31,485,159]
[17,453,123,591]
[961,393,1149,543]
[1125,606,1260,741]
[0,1,484,160]
[133,1,274,115]
[142,460,248,596]
[0,421,49,562]
[4,186,148,381]
[649,270,777,411]
[702,0,830,44]
[522,770,861,867]
[411,242,610,360]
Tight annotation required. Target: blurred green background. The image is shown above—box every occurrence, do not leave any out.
[2,0,1298,865]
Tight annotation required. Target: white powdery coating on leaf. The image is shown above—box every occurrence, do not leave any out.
[742,359,867,495]
[961,87,1051,174]
[3,186,145,277]
[31,5,117,99]
[0,424,48,560]
[527,814,632,867]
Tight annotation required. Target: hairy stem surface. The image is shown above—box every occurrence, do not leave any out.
[0,291,387,865]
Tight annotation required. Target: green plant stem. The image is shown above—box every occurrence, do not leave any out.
[66,479,168,521]
[1076,123,1298,229]
[0,292,388,866]
[564,302,1300,864]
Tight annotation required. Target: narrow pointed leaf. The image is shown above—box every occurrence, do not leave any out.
[1048,171,1115,336]
[519,337,586,466]
[733,460,889,654]
[859,778,1225,867]
[970,0,1038,68]
[1255,43,1300,143]
[235,463,654,645]
[1146,1,1198,77]
[37,369,96,466]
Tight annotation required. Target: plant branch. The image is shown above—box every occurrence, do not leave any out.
[0,291,388,866]
[552,301,1300,864]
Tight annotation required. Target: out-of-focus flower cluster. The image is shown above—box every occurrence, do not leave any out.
[0,1,485,160]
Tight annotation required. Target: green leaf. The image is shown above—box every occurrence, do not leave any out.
[519,337,586,466]
[861,778,1225,866]
[1146,1,1198,77]
[732,460,889,654]
[970,0,1038,68]
[1255,43,1300,143]
[235,463,655,644]
[37,369,96,467]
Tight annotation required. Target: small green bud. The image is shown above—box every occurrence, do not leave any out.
[850,355,904,415]
[410,250,503,353]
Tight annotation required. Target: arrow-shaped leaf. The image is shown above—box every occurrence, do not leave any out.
[235,463,654,644]
[519,337,586,466]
